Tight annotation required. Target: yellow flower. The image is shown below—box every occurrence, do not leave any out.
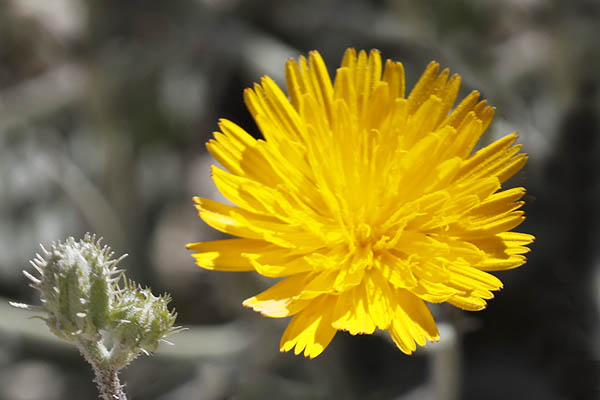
[187,48,534,358]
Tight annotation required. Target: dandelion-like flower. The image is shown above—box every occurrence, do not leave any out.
[187,49,534,358]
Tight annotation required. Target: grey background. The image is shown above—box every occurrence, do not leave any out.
[1,0,599,399]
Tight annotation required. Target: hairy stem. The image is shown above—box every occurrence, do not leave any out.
[77,339,127,400]
[92,366,127,400]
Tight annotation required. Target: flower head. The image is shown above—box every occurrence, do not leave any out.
[187,49,534,358]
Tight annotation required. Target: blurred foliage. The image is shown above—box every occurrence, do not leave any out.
[1,0,599,399]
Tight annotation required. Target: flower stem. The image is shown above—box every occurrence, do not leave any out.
[92,366,127,400]
[77,339,127,400]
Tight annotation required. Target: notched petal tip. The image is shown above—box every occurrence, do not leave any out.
[426,60,440,69]
[241,297,256,309]
[184,242,198,250]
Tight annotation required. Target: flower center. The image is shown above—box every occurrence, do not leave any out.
[349,223,378,271]
[355,223,372,247]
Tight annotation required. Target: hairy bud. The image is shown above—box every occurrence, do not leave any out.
[11,233,182,399]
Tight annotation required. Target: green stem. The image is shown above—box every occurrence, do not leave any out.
[77,338,127,400]
[91,365,127,400]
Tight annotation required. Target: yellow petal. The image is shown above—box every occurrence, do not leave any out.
[456,211,526,239]
[365,271,395,330]
[381,59,405,100]
[466,187,525,218]
[377,252,418,289]
[244,247,313,278]
[243,274,311,318]
[447,293,488,311]
[244,78,304,144]
[186,238,267,271]
[331,285,376,335]
[297,270,341,300]
[194,196,292,241]
[435,72,461,128]
[445,261,503,292]
[389,289,439,354]
[407,61,440,115]
[470,232,534,271]
[279,295,337,358]
[306,50,334,122]
[457,133,525,183]
[193,196,264,240]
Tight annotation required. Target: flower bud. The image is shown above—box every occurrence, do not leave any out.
[108,282,177,362]
[14,234,123,341]
[11,234,180,368]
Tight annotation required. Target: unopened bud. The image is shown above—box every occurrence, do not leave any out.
[11,234,181,373]
[108,280,178,364]
[13,234,124,341]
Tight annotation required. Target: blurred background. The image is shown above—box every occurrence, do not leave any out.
[1,0,599,399]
